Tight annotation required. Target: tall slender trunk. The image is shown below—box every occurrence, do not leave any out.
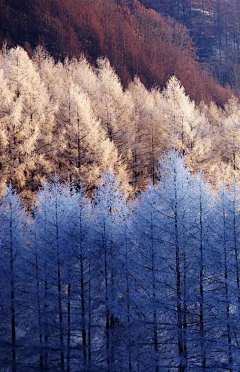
[44,266,49,369]
[43,207,49,372]
[35,237,44,370]
[58,259,64,372]
[10,203,16,372]
[67,283,71,372]
[151,120,155,186]
[151,216,159,372]
[80,253,87,369]
[41,197,50,369]
[110,237,115,370]
[87,262,92,370]
[174,171,185,372]
[56,195,64,372]
[133,119,138,191]
[103,224,110,372]
[222,204,232,371]
[232,183,240,314]
[199,188,206,371]
[77,116,81,170]
[183,249,188,371]
[125,231,132,372]
[137,310,141,372]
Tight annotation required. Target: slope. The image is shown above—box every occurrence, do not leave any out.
[140,0,240,89]
[0,0,231,105]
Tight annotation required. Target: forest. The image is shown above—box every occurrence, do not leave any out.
[1,46,240,372]
[141,0,240,89]
[2,151,240,372]
[0,46,240,198]
[2,1,240,371]
[0,0,233,105]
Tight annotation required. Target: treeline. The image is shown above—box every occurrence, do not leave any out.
[0,46,239,197]
[140,0,240,89]
[0,0,232,105]
[1,151,240,371]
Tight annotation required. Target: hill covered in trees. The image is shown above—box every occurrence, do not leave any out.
[140,0,240,89]
[0,0,232,105]
[3,2,240,371]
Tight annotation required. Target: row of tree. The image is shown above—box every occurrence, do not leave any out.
[0,46,239,197]
[1,151,240,371]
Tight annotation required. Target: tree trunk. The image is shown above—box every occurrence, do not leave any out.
[10,206,17,372]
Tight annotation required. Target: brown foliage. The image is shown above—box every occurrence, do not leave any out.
[0,0,233,105]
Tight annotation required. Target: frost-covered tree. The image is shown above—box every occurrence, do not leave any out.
[162,76,205,155]
[92,170,128,371]
[187,173,216,370]
[210,186,236,371]
[157,151,195,371]
[0,69,14,187]
[63,183,93,371]
[95,59,133,152]
[0,47,55,190]
[223,97,240,172]
[34,178,71,371]
[0,185,29,371]
[117,211,138,372]
[127,78,154,189]
[129,183,165,372]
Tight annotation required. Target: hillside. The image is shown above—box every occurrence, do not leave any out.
[1,0,240,197]
[140,0,240,89]
[0,0,232,105]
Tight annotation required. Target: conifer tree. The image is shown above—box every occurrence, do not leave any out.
[92,170,128,371]
[0,47,55,190]
[0,185,29,371]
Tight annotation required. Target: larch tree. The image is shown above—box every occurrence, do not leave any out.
[157,150,194,371]
[211,186,236,371]
[34,178,71,371]
[64,183,93,371]
[161,76,204,154]
[222,97,240,175]
[0,46,55,191]
[127,77,154,190]
[94,58,134,156]
[0,185,29,372]
[129,183,166,372]
[0,69,14,188]
[92,170,129,371]
[188,172,216,371]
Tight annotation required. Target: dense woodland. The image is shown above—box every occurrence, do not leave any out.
[1,45,240,372]
[0,0,233,105]
[2,1,240,371]
[0,46,240,197]
[2,152,240,371]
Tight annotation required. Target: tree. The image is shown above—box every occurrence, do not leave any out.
[0,46,55,191]
[64,183,93,371]
[129,183,165,371]
[162,76,203,154]
[188,172,217,370]
[34,178,71,371]
[127,77,154,190]
[0,185,29,371]
[92,170,128,371]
